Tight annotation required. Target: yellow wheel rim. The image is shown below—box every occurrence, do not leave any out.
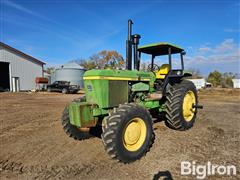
[182,90,196,121]
[123,118,147,152]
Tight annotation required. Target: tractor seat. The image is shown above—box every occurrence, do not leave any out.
[156,64,170,79]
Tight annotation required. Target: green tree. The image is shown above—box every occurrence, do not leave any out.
[221,72,234,88]
[207,71,222,87]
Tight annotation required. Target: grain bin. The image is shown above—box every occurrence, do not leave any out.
[52,62,85,89]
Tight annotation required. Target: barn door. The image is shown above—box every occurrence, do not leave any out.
[12,77,20,92]
[0,62,10,91]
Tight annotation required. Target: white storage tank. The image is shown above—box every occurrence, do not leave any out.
[52,62,85,89]
[232,79,240,88]
[188,78,206,90]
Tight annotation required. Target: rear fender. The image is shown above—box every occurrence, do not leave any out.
[162,72,192,96]
[182,72,192,77]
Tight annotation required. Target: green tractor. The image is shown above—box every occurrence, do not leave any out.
[61,20,202,163]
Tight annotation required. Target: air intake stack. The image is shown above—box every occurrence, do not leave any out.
[132,34,141,70]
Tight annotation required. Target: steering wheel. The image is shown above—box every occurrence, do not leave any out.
[147,64,160,72]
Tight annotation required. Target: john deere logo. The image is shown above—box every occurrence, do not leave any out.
[87,85,92,91]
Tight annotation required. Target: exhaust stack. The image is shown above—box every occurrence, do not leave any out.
[126,20,133,70]
[125,19,141,71]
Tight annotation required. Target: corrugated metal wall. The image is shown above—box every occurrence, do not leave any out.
[50,62,85,89]
[232,79,240,88]
[54,68,85,88]
[0,46,43,91]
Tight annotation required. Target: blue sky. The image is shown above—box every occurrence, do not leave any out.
[0,0,239,76]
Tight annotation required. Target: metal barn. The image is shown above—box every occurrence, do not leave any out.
[0,42,45,92]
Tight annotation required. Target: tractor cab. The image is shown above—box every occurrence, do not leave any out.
[138,42,186,80]
[137,42,189,94]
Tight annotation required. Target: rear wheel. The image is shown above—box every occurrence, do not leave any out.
[101,103,155,163]
[61,96,92,140]
[165,80,198,130]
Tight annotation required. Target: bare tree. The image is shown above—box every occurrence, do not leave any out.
[45,67,55,74]
[188,68,202,78]
[91,50,124,69]
[69,58,97,70]
[69,50,124,70]
[140,62,148,71]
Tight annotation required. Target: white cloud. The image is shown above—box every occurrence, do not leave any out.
[1,0,127,52]
[214,38,236,53]
[2,0,57,24]
[196,39,237,55]
[185,39,240,68]
[224,28,240,33]
[198,47,211,53]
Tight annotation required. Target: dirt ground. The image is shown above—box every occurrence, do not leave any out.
[0,89,239,179]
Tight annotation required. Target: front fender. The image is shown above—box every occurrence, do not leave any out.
[68,102,97,128]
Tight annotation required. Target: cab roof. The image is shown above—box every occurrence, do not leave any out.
[138,42,184,56]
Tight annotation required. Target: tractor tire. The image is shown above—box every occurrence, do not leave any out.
[61,96,92,140]
[165,80,198,131]
[101,103,155,163]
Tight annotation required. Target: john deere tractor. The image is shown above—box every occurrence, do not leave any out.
[61,20,202,163]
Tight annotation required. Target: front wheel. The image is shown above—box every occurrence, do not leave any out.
[61,96,92,140]
[165,80,198,130]
[101,103,155,163]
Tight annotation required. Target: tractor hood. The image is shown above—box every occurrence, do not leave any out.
[83,69,153,82]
